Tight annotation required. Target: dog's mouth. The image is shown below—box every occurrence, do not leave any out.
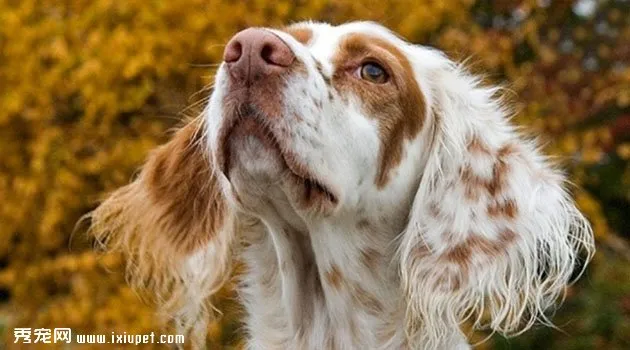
[219,105,338,209]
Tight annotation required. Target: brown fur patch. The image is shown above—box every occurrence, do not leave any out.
[487,198,518,219]
[325,264,344,290]
[141,119,227,254]
[444,229,517,267]
[331,33,425,188]
[282,26,313,45]
[360,247,381,270]
[488,144,517,196]
[461,143,518,200]
[352,283,384,315]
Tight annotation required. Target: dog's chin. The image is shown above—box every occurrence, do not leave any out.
[225,118,338,214]
[226,119,286,179]
[226,135,286,208]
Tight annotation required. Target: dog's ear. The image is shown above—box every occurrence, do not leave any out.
[397,63,595,347]
[88,117,235,343]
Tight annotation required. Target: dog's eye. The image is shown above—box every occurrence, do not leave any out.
[360,62,388,84]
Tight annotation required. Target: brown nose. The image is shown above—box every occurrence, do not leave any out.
[223,28,295,83]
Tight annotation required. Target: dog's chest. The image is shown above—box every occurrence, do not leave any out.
[238,221,406,349]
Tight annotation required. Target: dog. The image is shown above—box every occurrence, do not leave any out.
[89,21,595,349]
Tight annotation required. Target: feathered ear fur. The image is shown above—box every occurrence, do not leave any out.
[87,117,235,345]
[398,61,595,348]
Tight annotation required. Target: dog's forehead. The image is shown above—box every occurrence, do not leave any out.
[279,21,409,65]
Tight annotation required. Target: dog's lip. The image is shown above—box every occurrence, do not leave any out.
[219,110,338,206]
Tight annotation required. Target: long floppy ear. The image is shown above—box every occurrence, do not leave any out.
[87,117,235,345]
[398,62,595,347]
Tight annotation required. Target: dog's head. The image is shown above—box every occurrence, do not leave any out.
[89,21,594,347]
[207,22,434,220]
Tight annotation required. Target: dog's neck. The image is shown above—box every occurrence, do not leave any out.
[237,205,406,349]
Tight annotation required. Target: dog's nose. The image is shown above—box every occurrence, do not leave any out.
[223,28,295,83]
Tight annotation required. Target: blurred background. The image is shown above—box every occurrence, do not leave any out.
[1,0,629,348]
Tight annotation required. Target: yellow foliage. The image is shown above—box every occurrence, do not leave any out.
[0,0,627,348]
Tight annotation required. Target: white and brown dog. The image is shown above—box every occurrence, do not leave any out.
[89,21,595,349]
